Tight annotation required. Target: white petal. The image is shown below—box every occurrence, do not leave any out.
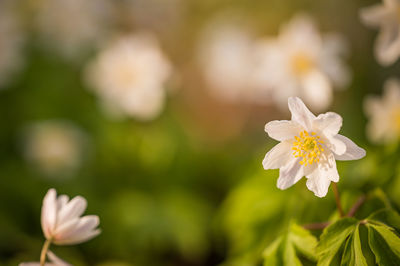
[53,215,100,245]
[300,71,333,112]
[288,97,316,130]
[359,5,390,27]
[263,141,293,170]
[265,120,303,141]
[334,134,366,161]
[57,195,69,210]
[326,134,346,155]
[277,158,304,190]
[375,23,400,66]
[41,189,58,240]
[57,196,87,226]
[306,169,332,197]
[318,153,340,182]
[313,112,343,136]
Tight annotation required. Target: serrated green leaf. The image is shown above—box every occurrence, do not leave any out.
[367,223,400,266]
[282,235,302,266]
[341,225,367,266]
[290,223,318,261]
[317,217,358,266]
[368,209,400,231]
[263,236,283,266]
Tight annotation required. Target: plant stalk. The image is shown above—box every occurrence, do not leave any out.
[40,239,51,266]
[332,183,344,217]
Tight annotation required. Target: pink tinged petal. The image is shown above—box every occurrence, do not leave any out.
[57,195,69,210]
[334,134,366,161]
[57,196,87,226]
[306,169,332,198]
[41,189,58,240]
[47,251,72,266]
[326,135,346,155]
[313,112,343,136]
[53,215,100,245]
[300,71,333,112]
[359,5,391,27]
[264,120,303,141]
[277,158,304,190]
[263,141,293,170]
[375,23,400,66]
[288,97,316,131]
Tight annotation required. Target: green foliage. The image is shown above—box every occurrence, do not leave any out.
[263,223,318,266]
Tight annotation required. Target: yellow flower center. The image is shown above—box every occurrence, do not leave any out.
[291,52,314,75]
[292,131,324,166]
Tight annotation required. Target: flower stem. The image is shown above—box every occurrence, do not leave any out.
[332,183,344,217]
[40,239,51,266]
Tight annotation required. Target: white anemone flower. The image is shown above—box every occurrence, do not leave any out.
[360,0,400,66]
[364,78,400,143]
[263,97,366,197]
[41,188,101,245]
[20,251,71,266]
[85,33,172,120]
[254,14,350,111]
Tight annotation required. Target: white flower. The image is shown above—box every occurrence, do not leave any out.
[20,251,71,266]
[33,0,112,59]
[23,121,87,176]
[41,188,100,245]
[360,0,400,66]
[197,19,270,104]
[85,33,172,120]
[0,0,25,88]
[364,78,400,143]
[254,14,350,111]
[263,97,366,197]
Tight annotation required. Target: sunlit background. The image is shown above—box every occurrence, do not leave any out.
[1,0,400,265]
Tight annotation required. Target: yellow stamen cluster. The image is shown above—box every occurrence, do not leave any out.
[291,52,314,75]
[292,131,324,166]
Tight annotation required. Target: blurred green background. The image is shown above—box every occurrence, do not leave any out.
[1,0,400,265]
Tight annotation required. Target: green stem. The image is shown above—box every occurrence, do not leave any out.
[40,239,51,266]
[332,183,344,217]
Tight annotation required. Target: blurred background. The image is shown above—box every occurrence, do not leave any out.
[1,0,400,265]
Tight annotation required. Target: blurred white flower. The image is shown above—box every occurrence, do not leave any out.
[364,78,400,143]
[0,0,25,88]
[33,0,112,59]
[360,0,400,66]
[85,33,172,120]
[41,188,100,245]
[197,20,272,104]
[263,97,365,197]
[20,251,71,266]
[23,121,88,176]
[254,14,351,111]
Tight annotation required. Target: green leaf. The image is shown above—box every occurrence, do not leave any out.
[368,209,400,231]
[367,223,400,266]
[263,222,318,266]
[341,225,367,266]
[317,217,358,266]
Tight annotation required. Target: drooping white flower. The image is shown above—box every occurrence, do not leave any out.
[0,0,25,88]
[20,251,71,266]
[198,19,268,104]
[254,14,350,111]
[263,97,366,197]
[364,78,400,143]
[41,188,100,245]
[23,121,88,176]
[360,0,400,66]
[85,33,172,120]
[33,0,112,59]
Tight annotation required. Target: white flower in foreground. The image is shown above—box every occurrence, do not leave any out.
[23,121,87,176]
[85,33,172,120]
[20,251,71,266]
[0,0,25,88]
[254,14,350,111]
[360,0,400,66]
[263,97,366,197]
[41,188,100,245]
[364,78,400,143]
[33,0,112,59]
[198,21,271,104]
